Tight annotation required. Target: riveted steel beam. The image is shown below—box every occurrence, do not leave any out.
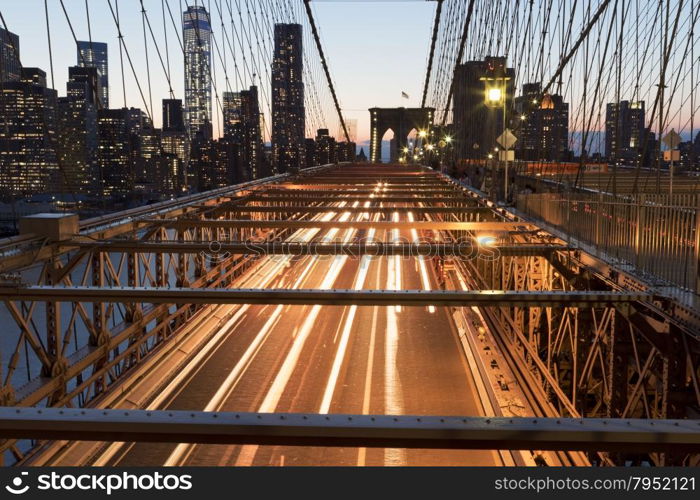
[72,241,571,257]
[0,287,647,308]
[143,220,535,232]
[1,408,698,453]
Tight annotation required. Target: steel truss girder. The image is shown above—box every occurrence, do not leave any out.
[1,407,698,453]
[72,241,571,257]
[262,188,456,195]
[288,184,448,190]
[0,287,647,307]
[246,195,476,203]
[0,168,334,272]
[475,246,700,465]
[222,205,493,215]
[293,179,445,185]
[144,220,535,231]
[5,245,258,408]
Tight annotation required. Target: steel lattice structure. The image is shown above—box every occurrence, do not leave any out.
[0,163,698,466]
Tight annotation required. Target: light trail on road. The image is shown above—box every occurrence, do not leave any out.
[48,166,511,467]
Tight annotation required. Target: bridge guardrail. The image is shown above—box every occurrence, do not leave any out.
[517,191,700,293]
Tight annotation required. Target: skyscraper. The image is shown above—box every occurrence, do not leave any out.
[0,68,59,197]
[163,98,185,131]
[56,66,99,193]
[514,82,569,161]
[452,57,514,160]
[223,91,242,140]
[0,27,20,83]
[239,86,262,180]
[221,87,262,181]
[315,128,336,165]
[97,108,139,196]
[162,99,188,191]
[183,5,212,138]
[271,23,305,173]
[77,41,108,108]
[605,100,646,163]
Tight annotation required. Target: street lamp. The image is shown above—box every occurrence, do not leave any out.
[486,87,503,106]
[482,74,511,202]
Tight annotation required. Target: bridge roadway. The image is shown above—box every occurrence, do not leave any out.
[85,168,504,466]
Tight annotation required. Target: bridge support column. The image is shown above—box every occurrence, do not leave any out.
[45,258,66,405]
[607,308,629,418]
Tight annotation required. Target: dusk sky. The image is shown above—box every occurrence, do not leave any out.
[1,1,434,146]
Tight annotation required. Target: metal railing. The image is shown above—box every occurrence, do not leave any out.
[517,192,700,293]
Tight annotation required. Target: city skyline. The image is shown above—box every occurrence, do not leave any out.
[4,2,697,152]
[0,1,434,145]
[1,0,700,475]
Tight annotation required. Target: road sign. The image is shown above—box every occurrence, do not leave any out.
[663,129,681,149]
[497,129,517,149]
[498,150,515,161]
[664,150,680,162]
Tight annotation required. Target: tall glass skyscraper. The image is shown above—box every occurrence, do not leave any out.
[0,27,20,83]
[77,41,108,109]
[222,91,242,140]
[183,5,212,139]
[272,23,305,173]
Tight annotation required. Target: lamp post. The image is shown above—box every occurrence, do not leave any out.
[483,76,511,202]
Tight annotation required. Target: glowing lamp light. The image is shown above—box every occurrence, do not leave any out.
[476,235,497,247]
[445,136,452,143]
[418,130,427,138]
[483,77,506,108]
[487,87,502,103]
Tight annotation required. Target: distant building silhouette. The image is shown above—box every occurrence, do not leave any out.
[605,100,646,164]
[76,41,108,108]
[222,91,242,140]
[514,82,569,161]
[304,138,316,168]
[239,86,262,180]
[336,141,356,163]
[222,86,262,181]
[162,99,188,191]
[56,66,99,194]
[163,98,185,131]
[315,128,336,165]
[97,108,151,196]
[272,23,305,173]
[0,27,20,83]
[183,5,212,138]
[0,68,59,198]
